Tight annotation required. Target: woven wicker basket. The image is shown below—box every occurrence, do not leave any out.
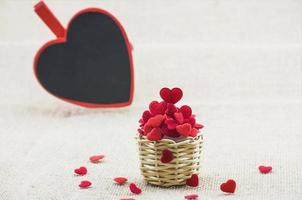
[137,135,203,187]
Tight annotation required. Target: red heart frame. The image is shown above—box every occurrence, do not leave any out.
[34,1,134,108]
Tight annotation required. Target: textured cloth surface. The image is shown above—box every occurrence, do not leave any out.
[0,0,302,199]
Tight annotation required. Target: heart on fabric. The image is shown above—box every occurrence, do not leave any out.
[258,165,272,174]
[184,194,199,200]
[160,87,183,104]
[79,180,92,188]
[34,2,133,107]
[113,177,128,185]
[129,183,142,194]
[220,179,236,193]
[160,149,174,163]
[74,166,87,175]
[186,174,199,187]
[89,155,105,163]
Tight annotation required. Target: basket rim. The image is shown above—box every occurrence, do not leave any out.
[136,134,203,144]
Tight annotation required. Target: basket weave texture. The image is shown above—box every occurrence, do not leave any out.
[137,135,203,187]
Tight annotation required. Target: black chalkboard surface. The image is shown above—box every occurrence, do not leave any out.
[34,2,134,107]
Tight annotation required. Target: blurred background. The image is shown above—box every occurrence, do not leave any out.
[0,0,301,199]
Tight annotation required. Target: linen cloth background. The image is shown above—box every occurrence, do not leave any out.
[0,0,301,199]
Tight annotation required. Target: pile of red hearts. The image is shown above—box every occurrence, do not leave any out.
[138,87,204,141]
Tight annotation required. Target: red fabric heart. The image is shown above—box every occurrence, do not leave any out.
[89,155,105,163]
[195,123,204,129]
[160,87,183,104]
[149,101,167,115]
[174,112,184,124]
[165,103,178,116]
[161,124,180,138]
[176,123,192,137]
[147,128,162,141]
[143,124,153,134]
[160,149,174,163]
[190,128,199,137]
[186,174,199,187]
[180,105,192,119]
[113,177,128,185]
[146,115,164,127]
[184,194,199,199]
[142,110,152,123]
[220,179,236,193]
[165,118,178,130]
[137,128,145,135]
[129,183,142,194]
[74,166,87,175]
[79,180,92,188]
[184,116,196,127]
[259,165,272,174]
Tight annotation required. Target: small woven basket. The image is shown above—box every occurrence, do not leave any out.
[137,135,203,187]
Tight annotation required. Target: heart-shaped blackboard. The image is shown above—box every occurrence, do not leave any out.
[34,1,134,107]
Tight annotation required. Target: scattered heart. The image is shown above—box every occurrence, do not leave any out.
[160,87,183,104]
[89,155,105,163]
[79,180,92,188]
[259,165,272,174]
[184,194,199,199]
[176,123,192,137]
[186,174,199,187]
[114,177,128,185]
[129,183,142,194]
[220,179,236,193]
[160,149,174,163]
[74,166,87,176]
